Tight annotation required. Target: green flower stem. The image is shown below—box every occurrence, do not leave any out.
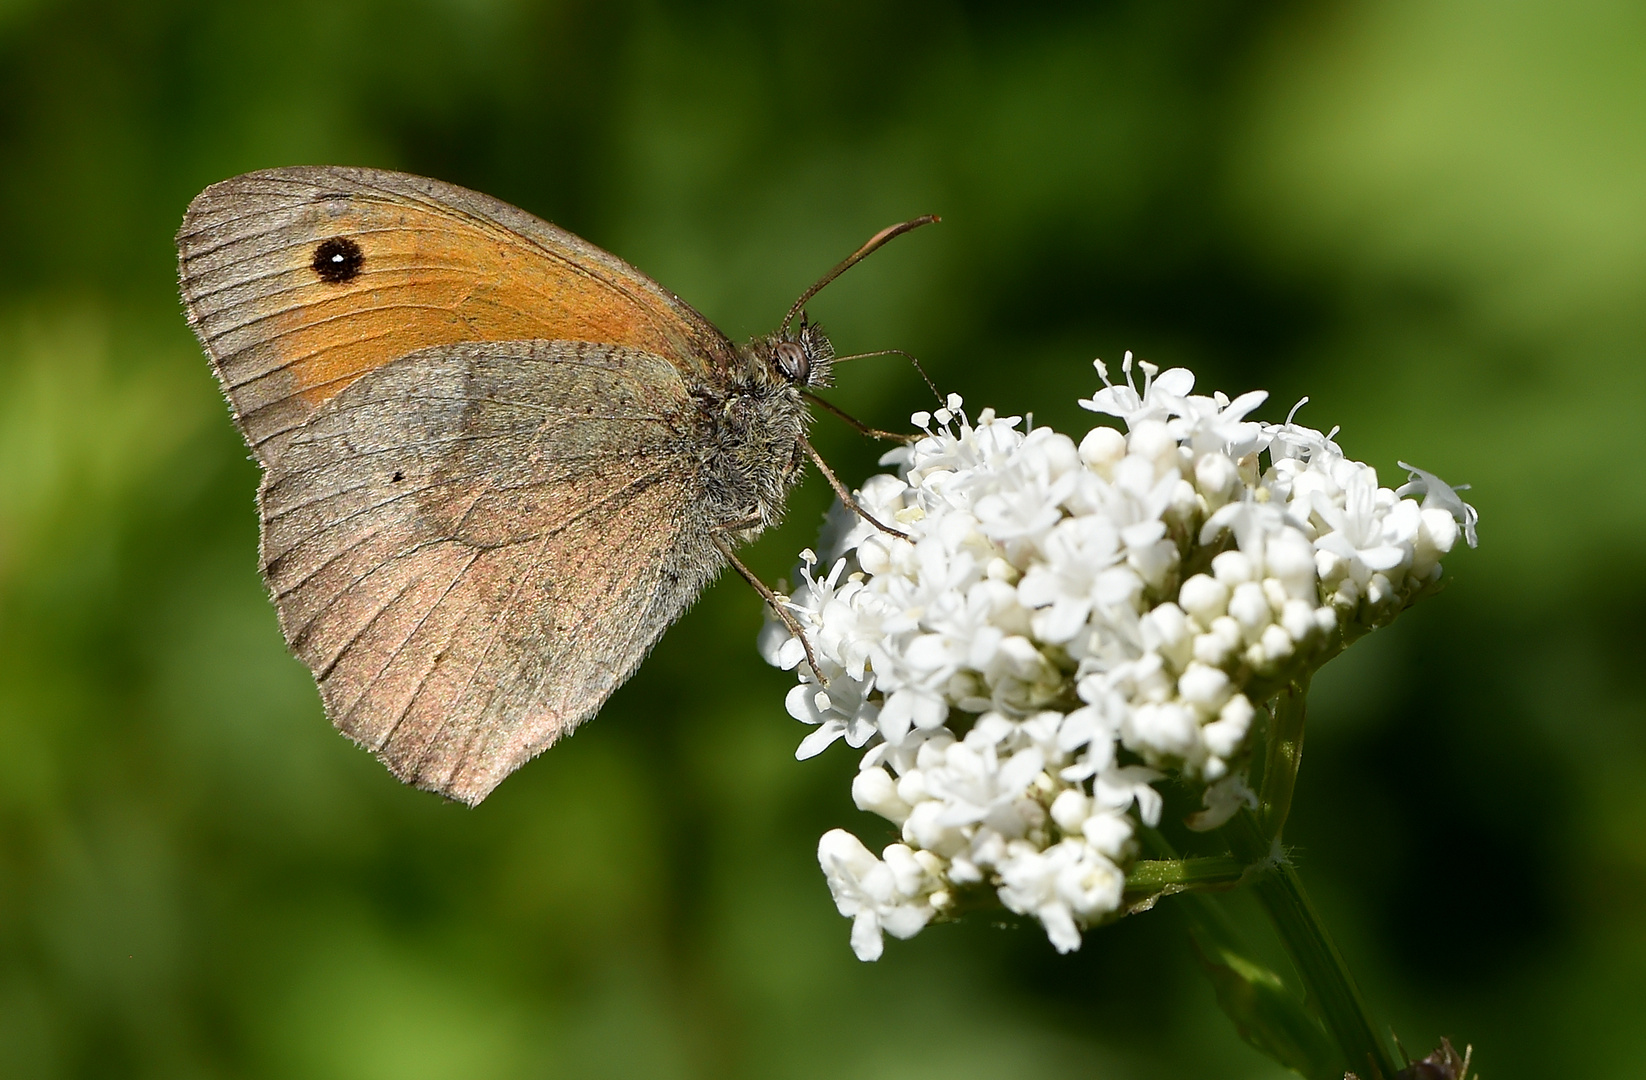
[1139,829,1340,1079]
[1222,811,1399,1080]
[1124,854,1245,894]
[1259,677,1310,837]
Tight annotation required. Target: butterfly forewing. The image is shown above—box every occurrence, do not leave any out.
[176,166,737,463]
[259,340,721,804]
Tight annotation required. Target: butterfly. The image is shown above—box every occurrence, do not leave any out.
[177,166,932,804]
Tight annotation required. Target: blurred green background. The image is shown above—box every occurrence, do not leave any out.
[2,1,1643,1076]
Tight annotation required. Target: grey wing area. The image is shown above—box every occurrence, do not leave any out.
[259,339,721,804]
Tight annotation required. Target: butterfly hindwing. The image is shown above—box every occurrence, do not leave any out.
[257,339,721,804]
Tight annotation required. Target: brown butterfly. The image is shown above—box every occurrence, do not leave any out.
[177,166,933,805]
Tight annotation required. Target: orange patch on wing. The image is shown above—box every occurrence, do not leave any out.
[261,204,689,408]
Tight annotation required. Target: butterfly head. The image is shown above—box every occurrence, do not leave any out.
[760,317,834,389]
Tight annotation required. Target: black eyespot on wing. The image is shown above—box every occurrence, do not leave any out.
[391,471,404,482]
[312,237,364,283]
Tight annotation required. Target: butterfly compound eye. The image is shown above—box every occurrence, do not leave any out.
[312,237,364,283]
[774,340,809,384]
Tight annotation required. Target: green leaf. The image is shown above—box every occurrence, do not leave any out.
[1191,936,1343,1080]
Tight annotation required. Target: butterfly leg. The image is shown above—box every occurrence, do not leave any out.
[710,528,827,683]
[799,438,909,540]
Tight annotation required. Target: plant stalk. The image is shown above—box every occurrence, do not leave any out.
[1219,680,1401,1080]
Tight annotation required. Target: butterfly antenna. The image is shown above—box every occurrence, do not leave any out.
[780,215,941,335]
[830,347,942,401]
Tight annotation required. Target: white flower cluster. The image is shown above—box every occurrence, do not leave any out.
[761,356,1477,961]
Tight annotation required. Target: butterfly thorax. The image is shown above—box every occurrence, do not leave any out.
[690,325,834,541]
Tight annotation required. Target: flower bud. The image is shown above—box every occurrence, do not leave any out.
[1079,425,1127,473]
[1127,420,1177,472]
[1050,789,1091,831]
[1195,451,1240,505]
[1228,581,1272,639]
[1178,663,1232,714]
[1178,574,1229,624]
[1212,550,1256,585]
[854,767,914,824]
